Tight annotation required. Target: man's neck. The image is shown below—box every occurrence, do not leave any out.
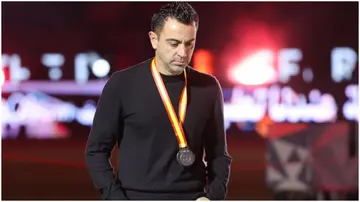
[154,55,183,76]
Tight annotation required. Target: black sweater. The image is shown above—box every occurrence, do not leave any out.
[85,58,232,200]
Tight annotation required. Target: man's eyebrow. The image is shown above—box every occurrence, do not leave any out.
[166,38,195,43]
[166,39,181,43]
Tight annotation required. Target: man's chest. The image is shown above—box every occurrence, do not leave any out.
[121,82,213,139]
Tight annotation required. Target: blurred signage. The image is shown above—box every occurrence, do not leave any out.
[1,47,358,139]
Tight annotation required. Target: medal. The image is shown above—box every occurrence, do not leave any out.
[177,147,195,167]
[151,58,195,167]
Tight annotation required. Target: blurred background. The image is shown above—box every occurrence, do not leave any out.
[1,1,358,200]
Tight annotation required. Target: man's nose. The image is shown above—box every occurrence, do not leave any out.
[177,45,187,58]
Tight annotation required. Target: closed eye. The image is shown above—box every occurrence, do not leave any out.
[170,43,179,48]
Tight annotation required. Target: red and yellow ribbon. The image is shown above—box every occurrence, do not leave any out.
[151,59,188,148]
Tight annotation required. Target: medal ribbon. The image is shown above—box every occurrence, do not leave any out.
[151,59,188,149]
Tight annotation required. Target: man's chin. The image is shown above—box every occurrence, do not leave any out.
[170,65,186,73]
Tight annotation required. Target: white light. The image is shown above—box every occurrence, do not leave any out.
[91,59,110,78]
[230,50,276,86]
[343,84,358,120]
[76,101,96,126]
[309,89,321,103]
[302,68,313,83]
[74,53,89,84]
[41,53,65,68]
[0,69,3,139]
[4,54,31,83]
[0,68,5,86]
[331,47,357,83]
[2,55,9,68]
[224,85,341,125]
[49,68,63,81]
[278,48,302,83]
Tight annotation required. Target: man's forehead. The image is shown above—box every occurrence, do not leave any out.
[160,19,197,40]
[163,18,197,30]
[164,17,196,26]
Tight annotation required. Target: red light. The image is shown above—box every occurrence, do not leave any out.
[220,20,284,86]
[193,49,214,75]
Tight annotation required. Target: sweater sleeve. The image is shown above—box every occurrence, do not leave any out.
[85,73,128,200]
[204,78,232,200]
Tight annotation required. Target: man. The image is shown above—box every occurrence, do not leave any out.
[85,2,232,200]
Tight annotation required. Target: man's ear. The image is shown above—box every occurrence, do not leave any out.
[149,31,158,50]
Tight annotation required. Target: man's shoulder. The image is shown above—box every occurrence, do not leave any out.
[112,58,152,79]
[187,66,220,87]
[187,67,223,99]
[103,58,152,89]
